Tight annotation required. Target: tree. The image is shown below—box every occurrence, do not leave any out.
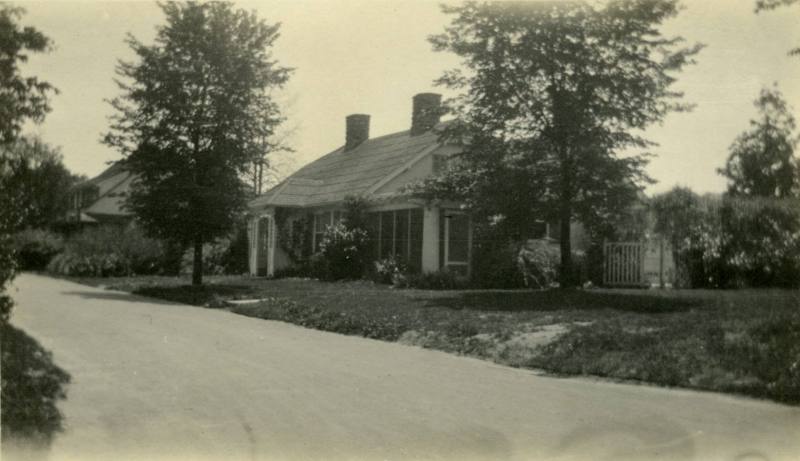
[0,5,57,143]
[1,137,80,229]
[423,1,702,286]
[105,2,291,285]
[756,0,799,56]
[718,87,799,198]
[0,5,56,322]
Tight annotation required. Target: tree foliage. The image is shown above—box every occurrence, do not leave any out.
[755,0,800,56]
[104,2,291,285]
[1,137,80,229]
[0,5,57,143]
[418,0,701,286]
[718,87,799,198]
[0,5,56,322]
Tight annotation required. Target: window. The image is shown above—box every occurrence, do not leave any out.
[379,211,394,259]
[313,211,331,253]
[368,208,423,273]
[313,211,345,252]
[531,220,548,239]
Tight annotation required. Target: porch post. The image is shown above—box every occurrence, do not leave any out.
[267,216,275,277]
[249,217,259,276]
[422,205,440,273]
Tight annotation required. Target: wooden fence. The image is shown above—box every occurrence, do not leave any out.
[603,240,675,288]
[603,241,646,287]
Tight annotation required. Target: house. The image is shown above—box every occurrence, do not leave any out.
[247,92,588,278]
[65,161,134,225]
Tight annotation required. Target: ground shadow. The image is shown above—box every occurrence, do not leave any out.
[133,284,258,307]
[61,283,256,308]
[419,290,701,314]
[1,323,71,455]
[61,290,183,305]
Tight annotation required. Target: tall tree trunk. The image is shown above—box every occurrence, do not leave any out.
[559,200,574,288]
[192,237,203,286]
[558,140,575,289]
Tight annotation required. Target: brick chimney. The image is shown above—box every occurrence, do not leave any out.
[410,93,442,136]
[345,114,370,151]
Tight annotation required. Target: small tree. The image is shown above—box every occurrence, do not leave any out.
[105,2,291,285]
[718,87,799,198]
[424,1,702,286]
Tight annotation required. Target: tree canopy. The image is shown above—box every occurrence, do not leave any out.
[417,0,702,286]
[105,1,292,285]
[718,87,799,198]
[0,5,57,144]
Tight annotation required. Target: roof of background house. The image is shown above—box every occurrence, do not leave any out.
[250,127,443,209]
[79,161,134,218]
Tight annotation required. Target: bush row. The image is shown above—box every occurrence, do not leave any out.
[14,223,249,278]
[653,192,800,288]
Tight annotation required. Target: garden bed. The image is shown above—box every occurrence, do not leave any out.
[73,275,800,405]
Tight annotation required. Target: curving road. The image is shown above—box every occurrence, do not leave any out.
[6,273,800,461]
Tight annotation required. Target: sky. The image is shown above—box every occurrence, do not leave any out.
[16,0,800,195]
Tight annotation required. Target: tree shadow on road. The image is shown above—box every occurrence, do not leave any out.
[61,289,184,306]
[1,323,71,458]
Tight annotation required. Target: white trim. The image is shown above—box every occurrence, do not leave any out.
[366,143,442,195]
[267,216,275,277]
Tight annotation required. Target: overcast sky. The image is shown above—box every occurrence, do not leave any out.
[17,0,800,194]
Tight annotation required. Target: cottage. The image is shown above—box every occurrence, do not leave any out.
[248,93,478,277]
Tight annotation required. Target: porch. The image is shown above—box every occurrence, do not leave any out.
[247,203,472,278]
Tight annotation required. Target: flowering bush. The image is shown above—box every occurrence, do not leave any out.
[371,256,407,285]
[517,239,560,289]
[316,222,369,280]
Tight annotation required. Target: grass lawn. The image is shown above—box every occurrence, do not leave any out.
[73,275,800,405]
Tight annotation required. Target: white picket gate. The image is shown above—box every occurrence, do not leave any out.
[603,240,675,288]
[603,241,646,287]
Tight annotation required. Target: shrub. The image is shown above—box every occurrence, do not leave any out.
[397,270,470,290]
[12,228,64,270]
[179,225,249,276]
[181,239,228,276]
[46,224,165,277]
[651,190,800,288]
[371,256,407,285]
[517,239,560,289]
[720,197,800,288]
[316,223,370,280]
[471,241,525,289]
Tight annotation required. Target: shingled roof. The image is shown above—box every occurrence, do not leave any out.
[250,127,442,209]
[77,161,134,220]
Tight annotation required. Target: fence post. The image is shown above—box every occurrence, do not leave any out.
[659,238,664,289]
